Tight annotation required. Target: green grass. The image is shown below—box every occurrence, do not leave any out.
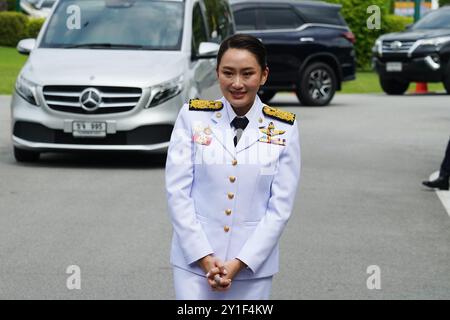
[0,46,446,95]
[0,46,28,95]
[340,71,446,94]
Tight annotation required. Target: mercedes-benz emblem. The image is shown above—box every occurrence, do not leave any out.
[390,41,402,50]
[80,88,102,111]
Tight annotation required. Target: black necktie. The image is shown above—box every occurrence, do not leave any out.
[231,117,249,147]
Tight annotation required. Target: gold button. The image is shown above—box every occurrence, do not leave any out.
[258,117,263,123]
[227,192,234,199]
[224,226,230,232]
[216,112,222,118]
[232,159,238,166]
[225,209,232,215]
[229,176,236,183]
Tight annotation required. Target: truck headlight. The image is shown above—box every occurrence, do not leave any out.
[373,39,382,56]
[15,75,39,106]
[148,75,184,108]
[418,36,450,47]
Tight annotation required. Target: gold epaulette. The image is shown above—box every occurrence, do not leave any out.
[262,105,296,125]
[189,99,223,111]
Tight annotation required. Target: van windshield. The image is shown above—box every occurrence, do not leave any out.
[40,0,184,50]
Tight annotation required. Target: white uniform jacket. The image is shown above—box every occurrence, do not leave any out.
[165,96,301,280]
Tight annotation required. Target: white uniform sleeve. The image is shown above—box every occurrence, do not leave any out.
[236,120,301,273]
[165,105,214,265]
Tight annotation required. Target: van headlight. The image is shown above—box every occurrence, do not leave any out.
[15,75,39,106]
[147,75,184,108]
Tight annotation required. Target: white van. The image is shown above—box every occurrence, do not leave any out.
[12,0,234,161]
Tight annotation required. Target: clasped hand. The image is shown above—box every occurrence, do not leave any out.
[199,255,245,291]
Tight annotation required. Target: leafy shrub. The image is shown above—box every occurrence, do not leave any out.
[325,1,414,70]
[26,17,45,38]
[383,15,413,34]
[0,11,28,46]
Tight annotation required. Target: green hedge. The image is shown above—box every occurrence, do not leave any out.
[440,0,450,6]
[325,0,414,70]
[383,15,413,34]
[0,12,28,46]
[26,17,45,38]
[0,12,44,46]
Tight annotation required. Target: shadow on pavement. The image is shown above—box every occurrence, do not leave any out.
[3,150,167,169]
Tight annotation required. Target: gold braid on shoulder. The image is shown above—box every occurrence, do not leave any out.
[189,99,224,111]
[262,105,296,125]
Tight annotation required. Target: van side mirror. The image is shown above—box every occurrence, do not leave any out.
[195,42,220,59]
[17,39,36,55]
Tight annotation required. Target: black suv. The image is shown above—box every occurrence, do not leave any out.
[230,0,356,106]
[373,6,450,95]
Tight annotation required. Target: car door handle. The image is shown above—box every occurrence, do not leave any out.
[300,37,314,42]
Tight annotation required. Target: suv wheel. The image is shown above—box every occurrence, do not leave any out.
[296,62,336,106]
[14,147,40,162]
[379,77,409,95]
[258,89,276,103]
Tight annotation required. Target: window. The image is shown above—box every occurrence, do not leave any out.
[192,2,208,54]
[234,9,258,31]
[203,0,234,43]
[296,6,345,26]
[260,8,303,30]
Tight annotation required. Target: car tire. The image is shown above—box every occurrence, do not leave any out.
[258,89,276,103]
[296,62,336,106]
[14,147,40,162]
[379,77,409,95]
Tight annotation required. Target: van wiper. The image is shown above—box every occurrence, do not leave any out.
[64,43,144,49]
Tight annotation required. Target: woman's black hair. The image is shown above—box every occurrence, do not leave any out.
[216,34,267,70]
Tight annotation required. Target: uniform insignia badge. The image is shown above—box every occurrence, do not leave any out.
[259,121,285,136]
[262,105,295,125]
[258,122,286,146]
[192,123,212,146]
[189,99,223,111]
[259,136,286,146]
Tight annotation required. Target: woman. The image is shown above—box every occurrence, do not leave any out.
[165,34,301,299]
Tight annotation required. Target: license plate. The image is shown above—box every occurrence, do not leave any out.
[386,62,402,72]
[72,121,106,138]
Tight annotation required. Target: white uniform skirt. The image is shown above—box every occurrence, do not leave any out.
[173,266,273,300]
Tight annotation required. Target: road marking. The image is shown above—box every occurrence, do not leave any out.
[429,171,450,217]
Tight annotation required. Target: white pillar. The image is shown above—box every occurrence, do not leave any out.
[432,0,439,10]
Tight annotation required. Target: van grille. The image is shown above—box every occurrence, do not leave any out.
[42,86,142,114]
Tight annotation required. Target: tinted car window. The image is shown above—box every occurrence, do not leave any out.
[296,6,345,25]
[192,2,208,54]
[203,0,234,43]
[260,8,303,30]
[234,8,258,31]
